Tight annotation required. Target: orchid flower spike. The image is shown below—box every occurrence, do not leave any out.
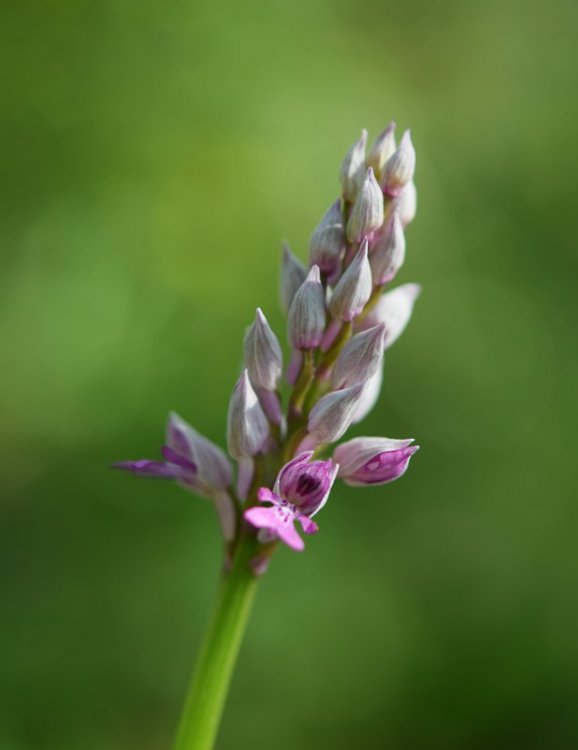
[334,437,419,486]
[245,452,338,551]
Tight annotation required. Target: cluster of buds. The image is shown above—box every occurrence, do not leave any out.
[114,122,420,572]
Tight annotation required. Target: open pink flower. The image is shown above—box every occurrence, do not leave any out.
[245,452,338,551]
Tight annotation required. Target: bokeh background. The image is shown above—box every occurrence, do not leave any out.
[1,0,577,748]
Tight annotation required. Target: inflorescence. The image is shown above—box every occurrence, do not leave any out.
[114,123,421,573]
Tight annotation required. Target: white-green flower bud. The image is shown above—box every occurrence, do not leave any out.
[307,383,365,444]
[397,180,417,227]
[243,308,283,391]
[339,129,367,202]
[346,167,385,243]
[227,370,269,459]
[279,242,307,314]
[369,208,406,285]
[287,265,326,349]
[367,122,396,181]
[309,199,346,279]
[381,130,416,197]
[328,239,372,321]
[359,283,421,349]
[331,323,386,389]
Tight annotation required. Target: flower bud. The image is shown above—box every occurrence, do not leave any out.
[277,451,339,516]
[288,265,326,349]
[359,283,421,349]
[331,323,386,389]
[307,383,365,444]
[226,370,269,459]
[381,130,416,197]
[346,167,385,244]
[369,208,406,285]
[397,179,417,227]
[279,242,307,314]
[367,122,396,181]
[339,129,367,202]
[166,412,232,492]
[328,239,372,321]
[334,437,419,486]
[351,364,383,423]
[243,308,283,391]
[309,199,346,279]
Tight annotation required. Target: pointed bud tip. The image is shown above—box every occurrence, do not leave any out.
[307,264,321,282]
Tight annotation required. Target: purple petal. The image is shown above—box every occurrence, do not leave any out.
[297,513,319,535]
[275,521,305,551]
[277,453,338,516]
[111,460,181,479]
[161,445,197,472]
[257,487,283,505]
[244,504,305,552]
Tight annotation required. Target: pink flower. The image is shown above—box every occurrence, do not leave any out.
[334,437,419,486]
[245,452,338,551]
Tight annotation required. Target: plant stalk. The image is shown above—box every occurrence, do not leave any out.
[172,531,260,750]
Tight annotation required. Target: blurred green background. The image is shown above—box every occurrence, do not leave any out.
[1,0,577,748]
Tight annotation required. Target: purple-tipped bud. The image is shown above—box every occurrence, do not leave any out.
[367,122,397,181]
[359,283,421,349]
[307,382,365,444]
[226,370,269,459]
[244,308,283,391]
[167,412,232,492]
[331,324,386,389]
[334,437,419,486]
[287,265,326,350]
[277,451,339,516]
[381,130,416,197]
[369,208,406,286]
[396,180,417,227]
[280,242,307,314]
[339,129,367,202]
[309,200,346,279]
[328,239,372,321]
[346,167,385,244]
[351,363,383,424]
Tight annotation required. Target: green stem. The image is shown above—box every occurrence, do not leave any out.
[172,532,260,750]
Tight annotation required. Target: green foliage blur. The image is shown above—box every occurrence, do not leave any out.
[1,0,577,748]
